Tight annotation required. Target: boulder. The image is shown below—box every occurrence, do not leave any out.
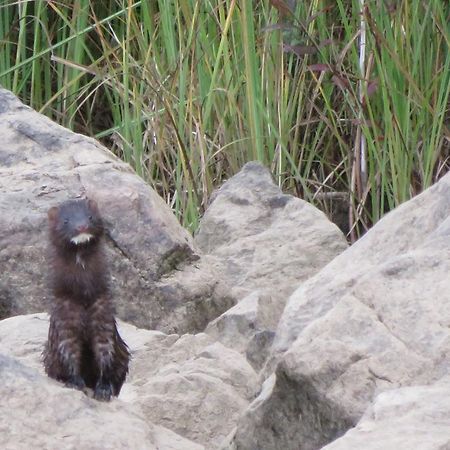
[1,353,203,450]
[0,87,232,333]
[0,313,258,449]
[199,162,348,364]
[196,161,348,307]
[322,380,450,450]
[125,327,259,448]
[229,172,450,449]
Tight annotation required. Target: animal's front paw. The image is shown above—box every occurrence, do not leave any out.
[93,380,113,401]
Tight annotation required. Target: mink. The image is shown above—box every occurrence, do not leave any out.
[43,198,130,401]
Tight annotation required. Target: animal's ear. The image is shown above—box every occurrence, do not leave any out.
[87,199,99,213]
[47,206,59,223]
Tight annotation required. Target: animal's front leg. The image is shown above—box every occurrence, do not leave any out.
[44,299,86,391]
[87,297,116,401]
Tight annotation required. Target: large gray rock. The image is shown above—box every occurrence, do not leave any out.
[1,353,202,450]
[322,380,450,450]
[0,88,232,333]
[229,172,450,449]
[0,313,258,449]
[196,161,348,308]
[199,162,348,365]
[125,327,259,447]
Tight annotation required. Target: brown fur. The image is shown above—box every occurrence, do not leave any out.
[43,198,130,401]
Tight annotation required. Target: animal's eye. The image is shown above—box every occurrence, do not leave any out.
[88,215,93,221]
[63,219,69,225]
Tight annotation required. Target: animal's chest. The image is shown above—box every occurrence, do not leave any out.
[62,252,103,301]
[75,251,87,269]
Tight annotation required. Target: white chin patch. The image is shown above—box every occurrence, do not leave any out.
[70,233,94,245]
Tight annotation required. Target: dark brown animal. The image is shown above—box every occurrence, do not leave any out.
[43,198,130,401]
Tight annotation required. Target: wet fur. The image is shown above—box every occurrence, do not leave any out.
[43,199,130,400]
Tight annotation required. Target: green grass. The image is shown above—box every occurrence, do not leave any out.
[0,0,449,238]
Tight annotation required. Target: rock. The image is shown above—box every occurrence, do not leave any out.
[134,338,258,447]
[196,162,348,308]
[125,323,259,448]
[230,172,450,449]
[228,370,354,450]
[0,313,258,449]
[199,162,348,363]
[0,87,231,333]
[150,262,234,334]
[1,353,203,450]
[322,381,450,450]
[245,330,276,372]
[206,292,268,353]
[274,173,450,355]
[206,291,276,371]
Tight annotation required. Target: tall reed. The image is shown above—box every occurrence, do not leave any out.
[0,0,448,237]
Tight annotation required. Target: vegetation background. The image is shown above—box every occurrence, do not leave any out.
[1,0,449,240]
